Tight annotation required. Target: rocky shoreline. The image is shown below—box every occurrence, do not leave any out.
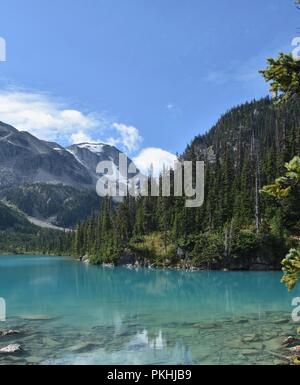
[79,250,282,272]
[1,251,281,271]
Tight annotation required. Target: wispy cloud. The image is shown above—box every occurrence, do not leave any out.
[0,88,143,153]
[70,131,94,144]
[0,90,101,142]
[111,123,143,152]
[205,63,261,86]
[204,47,290,88]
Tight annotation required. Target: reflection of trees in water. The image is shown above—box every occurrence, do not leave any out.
[63,266,293,322]
[1,258,293,330]
[55,264,291,304]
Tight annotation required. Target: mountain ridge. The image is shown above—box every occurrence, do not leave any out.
[0,121,139,228]
[0,121,139,191]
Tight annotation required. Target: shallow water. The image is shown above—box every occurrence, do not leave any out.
[0,255,298,365]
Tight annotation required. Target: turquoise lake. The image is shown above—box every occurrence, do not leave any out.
[0,255,298,365]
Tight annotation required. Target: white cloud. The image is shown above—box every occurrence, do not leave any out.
[71,131,94,144]
[0,89,143,153]
[133,147,178,177]
[0,90,101,143]
[112,123,143,152]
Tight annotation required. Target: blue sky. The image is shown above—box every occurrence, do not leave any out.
[0,0,299,171]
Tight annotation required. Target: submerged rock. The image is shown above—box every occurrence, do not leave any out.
[240,348,259,357]
[192,322,219,329]
[41,337,61,348]
[0,329,21,337]
[21,315,57,321]
[26,356,42,365]
[233,317,249,324]
[272,318,290,325]
[68,342,100,353]
[282,336,300,347]
[0,344,23,354]
[263,337,282,351]
[273,358,288,365]
[242,334,260,343]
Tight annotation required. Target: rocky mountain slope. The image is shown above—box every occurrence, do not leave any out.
[0,122,92,190]
[67,142,138,185]
[0,121,139,228]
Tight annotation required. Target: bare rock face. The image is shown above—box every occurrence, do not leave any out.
[0,122,140,191]
[66,142,140,185]
[0,122,93,190]
[0,121,141,229]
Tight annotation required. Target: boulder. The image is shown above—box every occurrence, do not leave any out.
[116,253,136,266]
[102,263,114,268]
[240,348,259,357]
[68,342,100,353]
[289,345,300,353]
[81,255,90,263]
[0,344,23,354]
[283,336,300,347]
[233,317,249,324]
[242,334,260,343]
[0,329,21,337]
[273,318,290,325]
[192,322,219,329]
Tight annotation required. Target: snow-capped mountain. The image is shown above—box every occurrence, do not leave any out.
[0,121,139,190]
[66,142,138,185]
[0,121,92,190]
[0,121,140,228]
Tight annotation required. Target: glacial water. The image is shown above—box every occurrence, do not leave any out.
[0,255,298,365]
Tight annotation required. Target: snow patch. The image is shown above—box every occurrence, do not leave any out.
[66,149,85,166]
[77,143,105,154]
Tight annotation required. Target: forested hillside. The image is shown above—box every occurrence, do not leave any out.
[0,201,31,231]
[0,183,100,228]
[56,97,300,270]
[183,97,300,233]
[0,201,73,254]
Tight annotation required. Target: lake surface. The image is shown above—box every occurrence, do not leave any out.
[0,255,298,365]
